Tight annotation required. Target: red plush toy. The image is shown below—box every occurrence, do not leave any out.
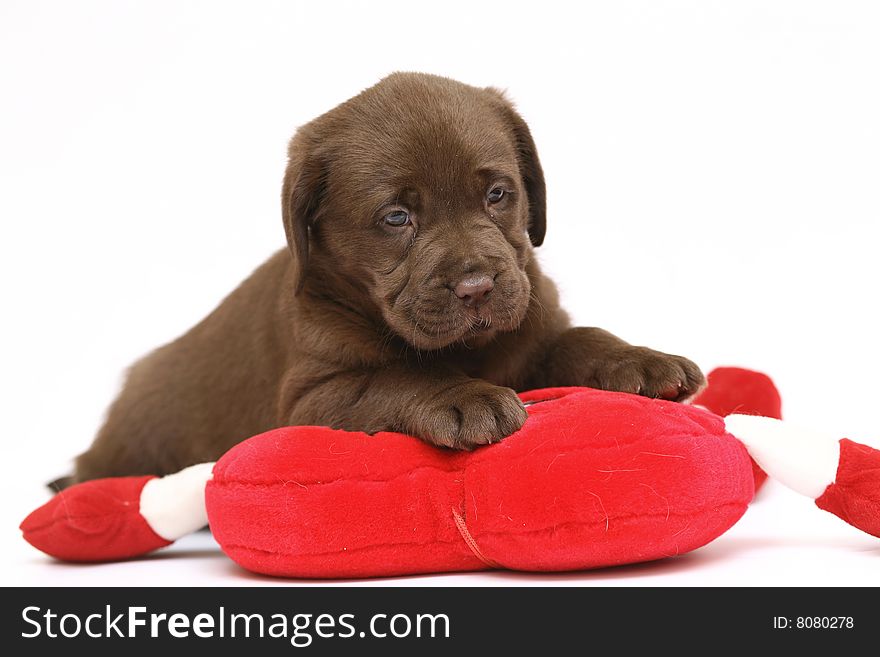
[20,368,880,578]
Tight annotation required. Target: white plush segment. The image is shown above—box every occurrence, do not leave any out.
[139,462,215,541]
[725,414,840,499]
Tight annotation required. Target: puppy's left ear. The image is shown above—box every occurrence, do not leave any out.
[486,89,547,247]
[281,131,326,293]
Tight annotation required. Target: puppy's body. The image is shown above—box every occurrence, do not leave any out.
[74,74,704,483]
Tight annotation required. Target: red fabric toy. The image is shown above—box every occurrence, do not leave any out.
[21,367,879,578]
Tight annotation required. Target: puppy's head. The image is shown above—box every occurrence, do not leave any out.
[282,72,546,350]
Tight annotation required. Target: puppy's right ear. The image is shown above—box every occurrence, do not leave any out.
[484,88,547,247]
[281,134,326,294]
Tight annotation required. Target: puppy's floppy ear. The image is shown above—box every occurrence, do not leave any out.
[281,133,326,293]
[486,89,547,247]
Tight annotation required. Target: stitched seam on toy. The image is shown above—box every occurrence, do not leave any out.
[217,501,748,562]
[451,507,502,569]
[486,430,729,463]
[471,501,749,538]
[22,510,145,535]
[211,462,464,489]
[212,432,725,490]
[220,535,474,560]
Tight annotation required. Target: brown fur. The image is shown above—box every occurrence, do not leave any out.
[72,73,704,483]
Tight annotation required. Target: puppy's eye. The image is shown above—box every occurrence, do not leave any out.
[383,210,411,227]
[487,187,506,204]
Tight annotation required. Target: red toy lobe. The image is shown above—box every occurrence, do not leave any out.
[466,389,753,571]
[207,426,480,578]
[20,475,171,562]
[815,438,880,538]
[694,367,783,490]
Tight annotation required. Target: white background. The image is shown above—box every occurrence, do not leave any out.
[2,0,878,586]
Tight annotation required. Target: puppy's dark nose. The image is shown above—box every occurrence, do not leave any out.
[453,275,494,308]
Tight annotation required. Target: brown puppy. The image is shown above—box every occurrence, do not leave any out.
[71,73,704,484]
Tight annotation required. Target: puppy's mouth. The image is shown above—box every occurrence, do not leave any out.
[402,298,525,350]
[411,313,499,347]
[385,267,531,351]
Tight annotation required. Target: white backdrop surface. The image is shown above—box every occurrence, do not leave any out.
[2,1,878,586]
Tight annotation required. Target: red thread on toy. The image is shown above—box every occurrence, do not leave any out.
[451,508,502,569]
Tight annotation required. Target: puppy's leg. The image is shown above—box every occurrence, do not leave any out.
[529,327,705,401]
[281,365,529,450]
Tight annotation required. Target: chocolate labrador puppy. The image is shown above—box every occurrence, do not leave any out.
[69,72,704,484]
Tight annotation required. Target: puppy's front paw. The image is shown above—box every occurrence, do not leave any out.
[595,347,706,402]
[417,380,528,450]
